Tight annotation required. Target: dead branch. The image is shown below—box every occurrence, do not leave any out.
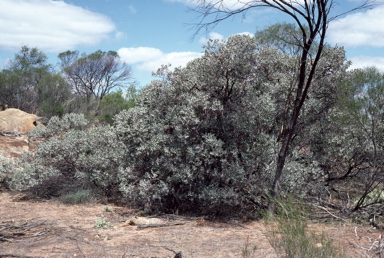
[136,222,186,230]
[354,226,384,256]
[0,220,50,241]
[310,203,346,222]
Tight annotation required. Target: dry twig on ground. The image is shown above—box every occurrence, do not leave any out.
[0,220,50,242]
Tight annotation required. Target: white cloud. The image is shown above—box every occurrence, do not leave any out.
[199,32,224,44]
[166,0,254,9]
[349,56,384,71]
[118,47,164,64]
[118,47,202,73]
[139,51,203,71]
[328,5,384,48]
[235,31,254,37]
[0,0,116,52]
[198,31,253,44]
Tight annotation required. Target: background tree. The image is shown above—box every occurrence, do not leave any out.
[59,50,132,115]
[98,86,138,124]
[0,46,51,113]
[191,0,373,198]
[255,22,312,56]
[36,73,72,118]
[0,46,71,116]
[316,67,384,212]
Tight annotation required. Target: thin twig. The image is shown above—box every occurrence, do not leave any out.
[310,203,346,221]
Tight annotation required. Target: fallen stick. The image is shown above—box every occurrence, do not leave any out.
[136,222,186,229]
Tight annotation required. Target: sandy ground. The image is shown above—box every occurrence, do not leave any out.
[0,191,278,258]
[0,191,383,258]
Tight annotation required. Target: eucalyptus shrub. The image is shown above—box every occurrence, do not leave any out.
[10,113,125,198]
[6,35,347,214]
[115,36,286,214]
[115,34,349,215]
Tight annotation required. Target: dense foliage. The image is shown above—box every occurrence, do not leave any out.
[98,88,137,124]
[114,35,348,215]
[9,114,125,198]
[315,67,384,211]
[0,46,71,116]
[2,31,383,218]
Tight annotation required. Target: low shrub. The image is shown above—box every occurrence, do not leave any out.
[10,113,125,200]
[60,189,93,204]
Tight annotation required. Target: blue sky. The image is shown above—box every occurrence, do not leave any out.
[0,0,384,87]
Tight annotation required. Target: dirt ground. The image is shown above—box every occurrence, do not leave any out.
[0,191,276,258]
[0,135,383,258]
[0,191,383,258]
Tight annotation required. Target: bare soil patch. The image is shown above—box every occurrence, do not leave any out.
[0,191,382,257]
[0,191,276,257]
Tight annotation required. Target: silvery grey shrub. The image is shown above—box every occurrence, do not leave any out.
[10,113,125,198]
[0,150,15,188]
[115,35,348,214]
[115,36,274,214]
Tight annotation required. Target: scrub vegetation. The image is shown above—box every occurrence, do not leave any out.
[1,1,383,256]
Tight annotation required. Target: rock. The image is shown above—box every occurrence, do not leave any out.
[0,108,38,134]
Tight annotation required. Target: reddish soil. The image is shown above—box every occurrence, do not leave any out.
[0,135,383,257]
[0,191,277,257]
[0,135,30,158]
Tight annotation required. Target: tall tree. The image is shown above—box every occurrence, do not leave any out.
[58,50,132,113]
[37,73,72,118]
[0,46,54,113]
[191,0,373,198]
[255,22,311,56]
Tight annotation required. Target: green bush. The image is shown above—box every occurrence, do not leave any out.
[6,34,347,218]
[114,34,346,215]
[98,88,136,125]
[60,189,93,204]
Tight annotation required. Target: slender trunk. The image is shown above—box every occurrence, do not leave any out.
[271,40,310,197]
[270,0,327,198]
[272,102,302,197]
[273,133,290,195]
